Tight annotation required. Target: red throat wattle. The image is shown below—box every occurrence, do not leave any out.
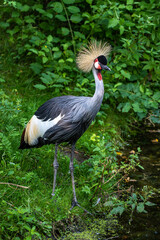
[97,72,102,80]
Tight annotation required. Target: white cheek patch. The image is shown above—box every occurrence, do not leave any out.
[25,114,64,145]
[94,61,101,70]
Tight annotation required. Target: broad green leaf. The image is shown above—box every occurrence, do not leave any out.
[52,47,59,51]
[114,82,122,88]
[34,84,46,90]
[114,73,120,79]
[16,2,22,9]
[66,58,73,62]
[41,75,53,84]
[8,170,14,175]
[120,25,124,35]
[122,102,131,112]
[52,2,63,13]
[86,0,93,4]
[61,27,70,36]
[0,78,5,82]
[7,26,20,36]
[47,35,53,43]
[43,46,49,53]
[132,102,143,113]
[82,12,90,19]
[35,8,45,14]
[133,53,140,61]
[110,206,125,215]
[52,84,63,88]
[32,4,43,10]
[21,5,30,12]
[132,203,136,210]
[137,202,145,213]
[0,22,10,28]
[44,12,53,19]
[152,92,160,101]
[139,85,144,93]
[29,48,38,54]
[59,59,65,63]
[12,11,20,18]
[54,51,62,59]
[150,116,160,123]
[68,6,80,14]
[55,14,67,22]
[121,70,131,79]
[63,0,75,4]
[146,88,152,96]
[81,78,89,86]
[127,0,134,4]
[119,4,125,9]
[145,201,156,207]
[74,31,85,39]
[143,64,151,70]
[38,51,45,56]
[70,14,82,23]
[24,16,35,24]
[30,63,42,74]
[57,78,68,83]
[108,18,119,28]
[52,37,61,43]
[126,5,133,10]
[42,56,48,63]
[132,193,137,200]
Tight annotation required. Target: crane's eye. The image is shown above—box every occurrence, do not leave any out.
[94,58,101,70]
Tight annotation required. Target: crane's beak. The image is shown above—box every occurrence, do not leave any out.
[100,63,111,71]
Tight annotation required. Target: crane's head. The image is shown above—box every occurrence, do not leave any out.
[76,40,111,73]
[94,55,111,72]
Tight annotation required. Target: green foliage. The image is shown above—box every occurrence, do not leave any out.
[105,187,156,218]
[0,84,150,239]
[0,0,160,122]
[0,0,159,238]
[78,133,144,211]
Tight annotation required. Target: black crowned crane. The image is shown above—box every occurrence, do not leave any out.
[19,41,111,210]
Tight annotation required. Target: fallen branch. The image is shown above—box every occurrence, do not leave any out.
[0,182,30,189]
[108,174,128,191]
[106,236,119,240]
[105,185,134,197]
[104,168,122,185]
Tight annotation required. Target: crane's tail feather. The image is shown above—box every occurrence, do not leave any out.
[19,128,46,149]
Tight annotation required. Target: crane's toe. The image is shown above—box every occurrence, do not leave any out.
[70,199,92,215]
[70,199,78,209]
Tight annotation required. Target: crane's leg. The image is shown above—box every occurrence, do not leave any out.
[70,144,92,215]
[52,143,59,197]
[69,143,78,207]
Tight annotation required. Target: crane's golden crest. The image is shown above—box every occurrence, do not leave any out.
[76,40,111,73]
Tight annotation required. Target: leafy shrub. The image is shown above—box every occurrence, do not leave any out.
[0,0,160,122]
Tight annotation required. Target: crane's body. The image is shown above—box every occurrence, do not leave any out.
[19,68,104,149]
[19,41,111,211]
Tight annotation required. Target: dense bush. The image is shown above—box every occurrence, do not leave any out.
[0,0,160,122]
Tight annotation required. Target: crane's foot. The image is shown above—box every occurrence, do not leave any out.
[51,193,57,203]
[70,199,92,215]
[51,192,55,197]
